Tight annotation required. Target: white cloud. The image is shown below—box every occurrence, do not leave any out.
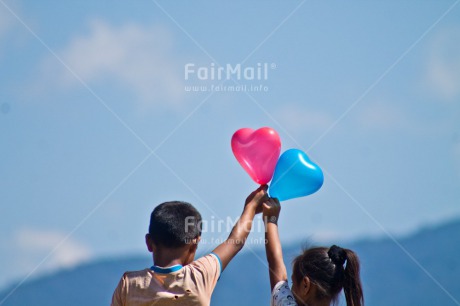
[353,101,453,136]
[454,141,460,177]
[0,2,15,57]
[41,20,185,109]
[425,26,460,101]
[0,11,11,38]
[276,105,335,132]
[356,101,408,131]
[14,228,91,273]
[0,3,13,37]
[0,228,91,288]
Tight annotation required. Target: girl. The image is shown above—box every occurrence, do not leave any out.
[263,198,364,306]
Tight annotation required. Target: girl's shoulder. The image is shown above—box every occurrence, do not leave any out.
[271,280,297,306]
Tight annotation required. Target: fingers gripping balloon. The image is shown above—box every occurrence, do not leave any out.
[231,127,281,185]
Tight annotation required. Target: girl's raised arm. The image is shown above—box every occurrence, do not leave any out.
[263,198,287,290]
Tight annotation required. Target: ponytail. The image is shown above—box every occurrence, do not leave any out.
[293,245,364,306]
[343,249,364,306]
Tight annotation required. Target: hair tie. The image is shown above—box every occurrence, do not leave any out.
[327,245,347,266]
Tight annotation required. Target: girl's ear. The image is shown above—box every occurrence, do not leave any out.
[145,234,154,252]
[301,276,311,296]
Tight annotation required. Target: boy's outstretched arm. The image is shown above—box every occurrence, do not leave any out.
[263,198,287,290]
[212,185,268,272]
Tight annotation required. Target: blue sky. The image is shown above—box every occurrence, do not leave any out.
[1,0,460,290]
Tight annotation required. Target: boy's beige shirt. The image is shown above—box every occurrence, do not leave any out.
[111,254,221,306]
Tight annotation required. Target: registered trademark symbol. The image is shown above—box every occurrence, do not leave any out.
[270,63,277,69]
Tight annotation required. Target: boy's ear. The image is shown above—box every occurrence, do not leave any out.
[145,234,154,252]
[187,236,201,254]
[190,236,201,248]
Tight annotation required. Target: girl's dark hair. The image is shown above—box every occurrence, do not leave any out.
[292,245,364,306]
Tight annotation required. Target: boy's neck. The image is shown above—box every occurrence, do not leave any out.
[153,245,192,267]
[153,257,183,267]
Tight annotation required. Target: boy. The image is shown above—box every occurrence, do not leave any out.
[111,185,267,306]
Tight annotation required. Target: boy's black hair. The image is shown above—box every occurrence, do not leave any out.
[148,201,202,248]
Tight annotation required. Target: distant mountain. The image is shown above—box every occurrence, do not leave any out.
[2,219,460,306]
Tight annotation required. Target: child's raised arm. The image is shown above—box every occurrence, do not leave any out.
[263,198,287,291]
[212,185,267,272]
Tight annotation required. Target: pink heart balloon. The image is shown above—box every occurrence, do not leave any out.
[231,127,281,184]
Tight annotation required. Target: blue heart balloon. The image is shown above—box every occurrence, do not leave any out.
[269,149,324,201]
